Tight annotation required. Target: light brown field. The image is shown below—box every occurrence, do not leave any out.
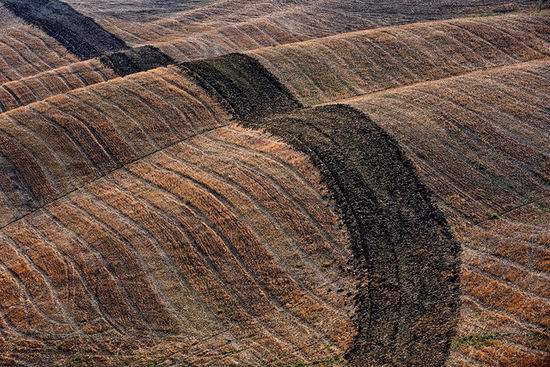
[0,125,356,367]
[250,12,549,105]
[0,66,230,227]
[0,59,117,113]
[0,25,79,84]
[347,60,549,367]
[65,0,539,61]
[0,1,548,366]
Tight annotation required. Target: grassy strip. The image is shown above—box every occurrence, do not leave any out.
[451,333,504,350]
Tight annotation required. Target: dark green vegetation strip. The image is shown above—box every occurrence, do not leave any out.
[181,53,302,119]
[1,0,129,59]
[242,105,461,367]
[451,333,503,350]
[100,46,176,77]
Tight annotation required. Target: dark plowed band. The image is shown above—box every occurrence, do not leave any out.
[243,104,461,366]
[181,53,302,119]
[100,46,176,77]
[0,0,129,59]
[0,153,38,213]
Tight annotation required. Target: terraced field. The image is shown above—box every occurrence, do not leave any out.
[0,1,548,366]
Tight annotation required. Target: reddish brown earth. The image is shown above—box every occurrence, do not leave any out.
[0,1,548,366]
[0,126,358,366]
[348,60,550,366]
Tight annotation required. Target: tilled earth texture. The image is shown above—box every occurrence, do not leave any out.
[0,1,548,367]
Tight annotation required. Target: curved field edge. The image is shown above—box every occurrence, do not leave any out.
[0,123,359,366]
[344,59,549,366]
[0,65,232,228]
[248,10,550,106]
[0,51,305,227]
[1,11,546,114]
[241,105,461,366]
[0,103,461,366]
[0,45,464,363]
[0,0,129,59]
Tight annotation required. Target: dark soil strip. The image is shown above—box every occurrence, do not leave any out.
[0,151,40,215]
[1,0,129,59]
[242,105,461,367]
[100,46,176,77]
[180,53,302,119]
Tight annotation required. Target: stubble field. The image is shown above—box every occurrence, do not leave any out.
[0,1,548,366]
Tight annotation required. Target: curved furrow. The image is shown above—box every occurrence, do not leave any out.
[83,88,158,153]
[0,25,79,83]
[150,159,353,343]
[23,214,121,335]
[1,115,71,192]
[161,136,352,312]
[346,59,549,367]
[63,92,138,161]
[126,161,344,347]
[249,12,549,106]
[86,180,222,335]
[72,195,185,333]
[45,202,159,335]
[1,226,87,329]
[188,134,348,260]
[0,59,116,113]
[0,36,42,80]
[161,150,351,315]
[0,235,70,329]
[0,66,230,227]
[43,99,120,171]
[0,109,382,365]
[6,30,58,72]
[109,169,311,363]
[0,128,57,202]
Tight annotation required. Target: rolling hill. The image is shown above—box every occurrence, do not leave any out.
[0,1,548,366]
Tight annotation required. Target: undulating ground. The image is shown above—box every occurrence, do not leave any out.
[0,1,548,366]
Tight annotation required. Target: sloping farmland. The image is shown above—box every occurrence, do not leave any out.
[0,1,548,366]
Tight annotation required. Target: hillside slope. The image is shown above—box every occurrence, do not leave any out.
[0,66,230,226]
[348,60,549,367]
[0,124,359,366]
[250,11,549,105]
[0,1,548,367]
